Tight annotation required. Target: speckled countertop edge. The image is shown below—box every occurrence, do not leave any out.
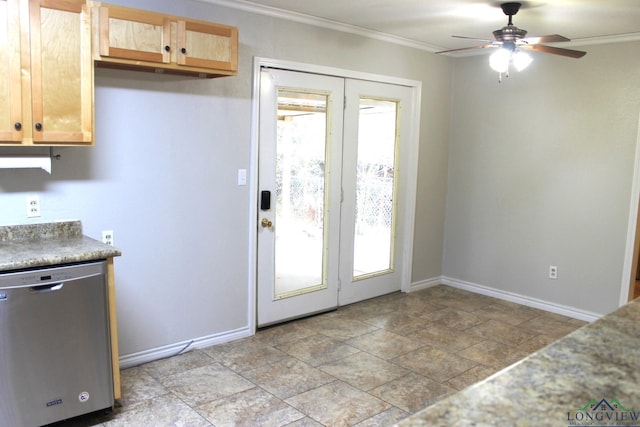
[0,220,83,242]
[0,221,121,271]
[395,299,640,426]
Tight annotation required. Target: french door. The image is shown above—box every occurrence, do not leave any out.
[257,68,414,327]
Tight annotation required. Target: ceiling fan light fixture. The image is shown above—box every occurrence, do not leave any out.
[512,50,533,71]
[436,2,587,81]
[489,48,511,73]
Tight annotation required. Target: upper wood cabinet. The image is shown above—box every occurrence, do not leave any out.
[0,0,93,146]
[91,2,238,78]
[0,0,22,143]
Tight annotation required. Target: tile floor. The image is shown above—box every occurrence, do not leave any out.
[52,285,587,427]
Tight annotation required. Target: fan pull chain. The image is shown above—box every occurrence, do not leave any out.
[497,70,510,83]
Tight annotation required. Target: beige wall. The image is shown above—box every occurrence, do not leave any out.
[443,41,640,315]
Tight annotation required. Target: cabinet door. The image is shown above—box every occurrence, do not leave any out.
[176,19,237,73]
[29,0,93,144]
[0,0,23,143]
[97,4,171,65]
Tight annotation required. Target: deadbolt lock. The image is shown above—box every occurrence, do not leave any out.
[261,218,273,228]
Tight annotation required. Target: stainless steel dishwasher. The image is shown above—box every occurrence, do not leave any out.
[0,260,114,427]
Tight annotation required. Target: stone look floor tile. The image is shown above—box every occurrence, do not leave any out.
[117,366,169,408]
[418,307,488,330]
[285,381,391,427]
[141,349,214,379]
[353,406,410,426]
[50,286,589,426]
[361,312,433,336]
[467,319,538,345]
[375,296,448,317]
[276,334,361,367]
[102,393,211,426]
[334,298,398,320]
[202,339,289,372]
[391,345,478,382]
[346,329,424,360]
[160,363,255,407]
[442,364,498,391]
[413,284,460,299]
[432,293,496,312]
[319,352,409,391]
[568,318,589,327]
[518,314,584,339]
[300,315,379,340]
[240,357,336,399]
[252,322,318,346]
[536,311,577,322]
[407,324,486,352]
[196,387,304,427]
[517,333,559,353]
[369,372,457,413]
[478,300,546,322]
[283,417,325,427]
[458,339,531,370]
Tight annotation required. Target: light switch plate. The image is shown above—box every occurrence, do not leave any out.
[237,169,247,186]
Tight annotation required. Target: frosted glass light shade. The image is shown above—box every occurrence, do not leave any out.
[489,48,511,73]
[512,51,533,71]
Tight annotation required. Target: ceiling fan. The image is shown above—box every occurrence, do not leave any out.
[437,2,586,79]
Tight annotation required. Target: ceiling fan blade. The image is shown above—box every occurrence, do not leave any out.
[522,34,570,44]
[520,44,586,58]
[436,44,497,54]
[452,35,493,43]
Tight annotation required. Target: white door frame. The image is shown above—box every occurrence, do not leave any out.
[619,112,640,306]
[247,57,422,333]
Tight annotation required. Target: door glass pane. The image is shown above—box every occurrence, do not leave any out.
[353,98,398,279]
[275,90,328,299]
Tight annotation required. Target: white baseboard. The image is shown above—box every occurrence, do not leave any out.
[411,276,601,323]
[119,277,602,369]
[407,276,443,292]
[118,326,253,369]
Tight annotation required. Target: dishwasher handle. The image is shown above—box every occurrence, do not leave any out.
[30,283,64,293]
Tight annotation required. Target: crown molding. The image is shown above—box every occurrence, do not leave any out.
[197,0,443,52]
[569,32,640,47]
[198,0,640,54]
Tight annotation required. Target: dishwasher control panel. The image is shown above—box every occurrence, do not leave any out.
[0,261,106,289]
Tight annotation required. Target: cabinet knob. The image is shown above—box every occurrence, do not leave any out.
[35,123,42,131]
[14,122,22,131]
[181,47,187,54]
[164,45,170,52]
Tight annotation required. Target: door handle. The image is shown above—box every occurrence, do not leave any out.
[261,218,273,228]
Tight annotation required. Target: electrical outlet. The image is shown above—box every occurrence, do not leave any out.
[26,196,41,218]
[549,265,558,279]
[102,230,114,246]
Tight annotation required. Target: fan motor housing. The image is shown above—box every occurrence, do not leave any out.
[493,26,528,42]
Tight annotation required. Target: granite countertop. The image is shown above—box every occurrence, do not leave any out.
[397,298,640,426]
[0,220,121,271]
